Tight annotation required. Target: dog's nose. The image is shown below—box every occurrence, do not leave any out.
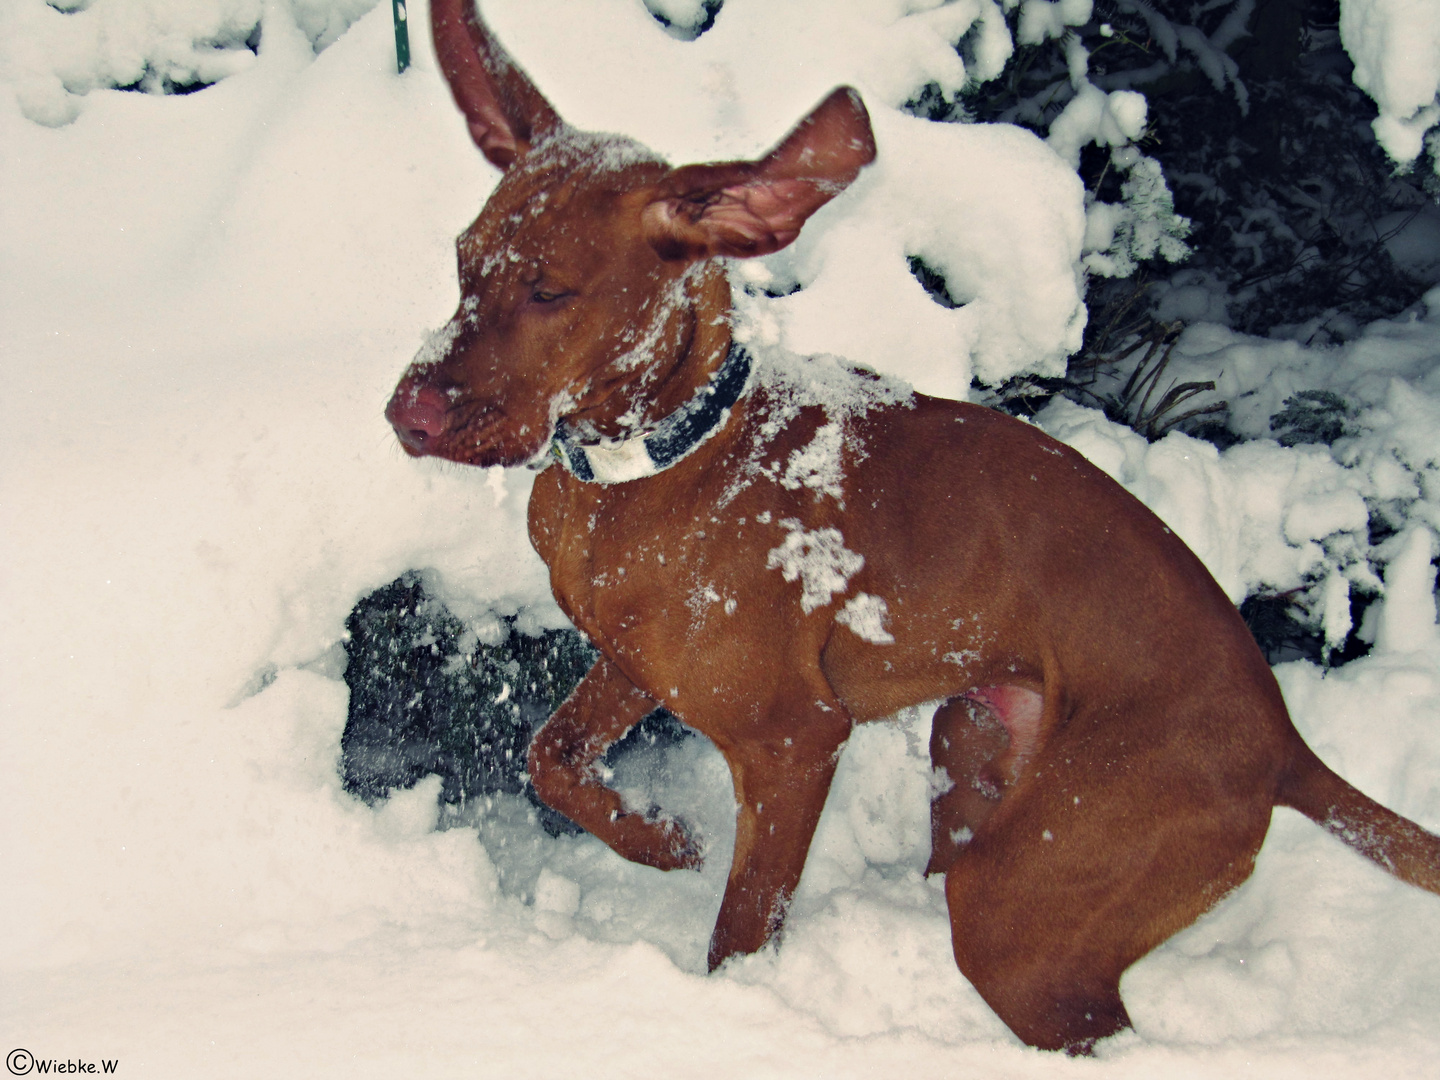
[386,386,449,453]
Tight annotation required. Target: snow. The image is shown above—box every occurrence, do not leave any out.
[836,593,896,645]
[766,523,866,614]
[3,0,1440,1076]
[780,420,846,501]
[764,108,1087,395]
[1375,527,1440,653]
[1017,0,1093,47]
[1340,0,1440,172]
[1045,84,1146,167]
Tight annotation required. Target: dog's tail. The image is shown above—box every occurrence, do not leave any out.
[1277,737,1440,894]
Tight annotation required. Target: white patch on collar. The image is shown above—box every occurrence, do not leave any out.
[835,592,894,644]
[579,437,658,483]
[766,519,864,614]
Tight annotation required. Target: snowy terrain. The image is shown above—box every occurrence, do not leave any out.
[3,0,1440,1076]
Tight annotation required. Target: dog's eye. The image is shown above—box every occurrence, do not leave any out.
[530,288,565,304]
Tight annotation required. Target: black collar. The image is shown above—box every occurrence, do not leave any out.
[552,342,752,484]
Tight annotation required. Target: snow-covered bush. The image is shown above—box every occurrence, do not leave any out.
[1341,0,1440,172]
[938,0,1438,347]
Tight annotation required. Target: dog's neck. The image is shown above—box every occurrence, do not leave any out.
[550,262,744,483]
[552,339,750,483]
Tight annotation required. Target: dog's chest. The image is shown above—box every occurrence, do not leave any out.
[560,496,731,625]
[529,467,809,691]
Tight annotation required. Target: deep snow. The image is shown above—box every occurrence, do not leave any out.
[3,1,1440,1077]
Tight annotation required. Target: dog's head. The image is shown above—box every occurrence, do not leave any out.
[386,0,876,468]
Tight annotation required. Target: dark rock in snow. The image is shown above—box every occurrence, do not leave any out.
[340,572,685,836]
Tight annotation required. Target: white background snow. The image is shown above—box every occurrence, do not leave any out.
[3,0,1440,1076]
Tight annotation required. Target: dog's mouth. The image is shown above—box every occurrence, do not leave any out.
[387,386,551,469]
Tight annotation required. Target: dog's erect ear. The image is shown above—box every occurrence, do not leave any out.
[642,87,876,261]
[431,0,563,169]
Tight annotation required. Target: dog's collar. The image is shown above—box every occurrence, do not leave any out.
[551,342,752,484]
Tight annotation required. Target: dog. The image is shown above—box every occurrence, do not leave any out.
[386,0,1440,1052]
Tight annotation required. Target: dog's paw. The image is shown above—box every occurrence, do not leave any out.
[657,815,704,871]
[620,809,703,872]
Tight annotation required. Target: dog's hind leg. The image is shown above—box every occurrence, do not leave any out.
[926,686,1045,876]
[942,712,1272,1053]
[528,656,701,871]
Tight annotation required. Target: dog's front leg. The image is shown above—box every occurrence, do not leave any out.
[528,655,702,871]
[707,686,852,971]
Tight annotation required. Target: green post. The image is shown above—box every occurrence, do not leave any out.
[391,0,411,74]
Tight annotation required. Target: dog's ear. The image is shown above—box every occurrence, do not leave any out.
[431,0,563,169]
[642,87,876,261]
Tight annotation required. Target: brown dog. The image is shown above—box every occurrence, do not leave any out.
[387,0,1440,1053]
